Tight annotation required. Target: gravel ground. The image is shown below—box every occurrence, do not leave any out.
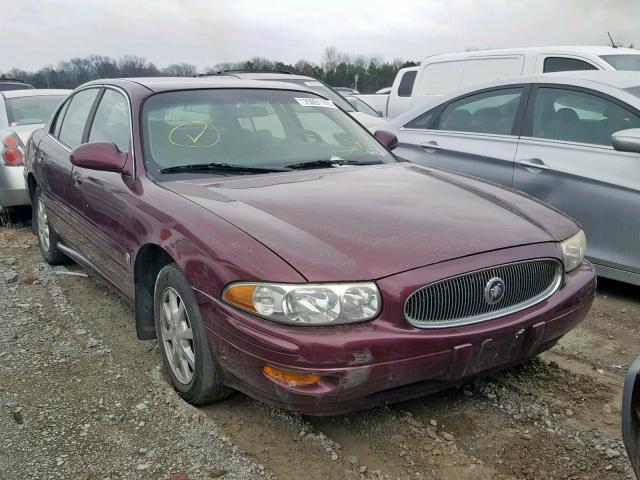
[1,218,639,480]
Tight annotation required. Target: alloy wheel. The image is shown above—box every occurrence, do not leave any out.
[160,287,195,384]
[37,196,50,252]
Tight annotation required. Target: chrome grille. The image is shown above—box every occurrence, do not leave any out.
[404,259,563,328]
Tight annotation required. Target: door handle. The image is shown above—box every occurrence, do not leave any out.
[72,171,83,187]
[517,158,550,172]
[419,141,441,153]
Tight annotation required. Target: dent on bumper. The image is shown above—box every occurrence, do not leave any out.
[197,261,596,415]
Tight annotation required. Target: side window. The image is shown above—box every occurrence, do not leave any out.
[435,88,524,135]
[530,87,640,146]
[58,89,99,149]
[397,71,417,97]
[51,100,70,137]
[89,89,131,152]
[543,57,598,73]
[404,110,436,130]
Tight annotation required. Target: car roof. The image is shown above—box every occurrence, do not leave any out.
[219,72,315,81]
[421,45,638,63]
[80,76,316,93]
[1,88,71,99]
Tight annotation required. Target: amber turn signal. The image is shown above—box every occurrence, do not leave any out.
[263,365,321,387]
[223,284,257,312]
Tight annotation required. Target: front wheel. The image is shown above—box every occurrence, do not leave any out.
[32,186,68,265]
[154,263,233,405]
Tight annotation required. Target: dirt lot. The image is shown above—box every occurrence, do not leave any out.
[1,218,639,480]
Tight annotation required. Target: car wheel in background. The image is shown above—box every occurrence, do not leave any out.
[32,186,68,265]
[154,263,233,405]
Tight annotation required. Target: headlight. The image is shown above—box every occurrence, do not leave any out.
[223,282,381,325]
[560,229,586,272]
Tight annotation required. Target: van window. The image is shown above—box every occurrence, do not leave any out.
[416,61,465,96]
[543,57,598,73]
[436,88,524,135]
[397,71,417,97]
[601,54,640,71]
[460,57,524,88]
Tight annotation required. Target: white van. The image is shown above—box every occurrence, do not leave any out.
[358,46,640,118]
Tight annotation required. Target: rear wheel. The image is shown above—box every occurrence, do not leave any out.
[154,263,232,405]
[33,187,68,265]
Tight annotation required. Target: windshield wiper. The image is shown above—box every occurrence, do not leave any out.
[285,159,381,170]
[159,162,290,174]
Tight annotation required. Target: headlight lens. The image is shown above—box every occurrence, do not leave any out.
[560,229,586,272]
[223,282,381,325]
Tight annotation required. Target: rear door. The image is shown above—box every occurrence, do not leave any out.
[513,85,640,277]
[395,86,529,186]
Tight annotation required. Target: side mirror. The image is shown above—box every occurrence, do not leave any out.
[612,128,640,153]
[70,142,129,174]
[374,130,398,151]
[623,357,640,478]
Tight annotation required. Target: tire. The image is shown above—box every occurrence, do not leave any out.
[32,186,68,265]
[154,263,233,405]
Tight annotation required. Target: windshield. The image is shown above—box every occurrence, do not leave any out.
[600,54,640,71]
[269,78,356,112]
[5,95,67,126]
[348,97,381,117]
[142,88,395,175]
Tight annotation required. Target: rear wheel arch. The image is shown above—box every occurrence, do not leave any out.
[26,173,38,201]
[133,244,176,340]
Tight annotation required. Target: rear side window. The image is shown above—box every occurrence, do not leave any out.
[435,88,524,135]
[89,89,131,152]
[58,89,100,149]
[543,57,598,73]
[397,71,417,97]
[530,87,640,146]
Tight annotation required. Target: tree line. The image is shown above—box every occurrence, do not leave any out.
[0,47,417,93]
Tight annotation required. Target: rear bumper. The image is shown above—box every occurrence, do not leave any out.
[0,165,29,208]
[198,260,596,416]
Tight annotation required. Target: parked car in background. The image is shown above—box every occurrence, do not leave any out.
[0,89,69,213]
[334,86,359,95]
[360,46,640,118]
[25,76,594,415]
[206,70,385,129]
[379,71,640,285]
[357,66,418,118]
[343,95,383,118]
[0,78,34,91]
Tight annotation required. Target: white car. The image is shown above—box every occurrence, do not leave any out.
[0,89,70,212]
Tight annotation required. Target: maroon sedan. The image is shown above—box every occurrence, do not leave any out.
[24,77,596,415]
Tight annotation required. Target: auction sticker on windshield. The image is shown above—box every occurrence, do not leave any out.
[304,81,324,87]
[295,98,336,108]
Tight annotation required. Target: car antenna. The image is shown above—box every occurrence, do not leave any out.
[608,32,618,48]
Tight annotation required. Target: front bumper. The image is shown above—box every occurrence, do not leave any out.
[0,165,29,209]
[198,247,596,416]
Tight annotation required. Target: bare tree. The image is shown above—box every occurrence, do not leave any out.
[163,63,198,76]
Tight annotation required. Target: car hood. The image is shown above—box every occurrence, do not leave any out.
[349,111,386,129]
[163,164,577,281]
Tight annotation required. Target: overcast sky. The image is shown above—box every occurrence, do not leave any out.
[2,0,639,71]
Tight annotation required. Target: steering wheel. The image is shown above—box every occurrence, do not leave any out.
[304,130,325,143]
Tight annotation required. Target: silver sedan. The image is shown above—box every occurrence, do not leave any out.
[0,89,70,213]
[379,71,640,286]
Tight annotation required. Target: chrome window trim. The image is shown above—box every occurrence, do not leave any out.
[404,258,563,329]
[398,126,519,140]
[47,84,136,178]
[517,135,616,151]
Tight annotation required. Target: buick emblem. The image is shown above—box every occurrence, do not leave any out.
[484,277,505,305]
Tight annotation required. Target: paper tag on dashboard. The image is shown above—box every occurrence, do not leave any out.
[304,81,323,87]
[295,98,336,108]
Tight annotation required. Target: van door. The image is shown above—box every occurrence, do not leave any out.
[411,61,465,108]
[460,56,525,88]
